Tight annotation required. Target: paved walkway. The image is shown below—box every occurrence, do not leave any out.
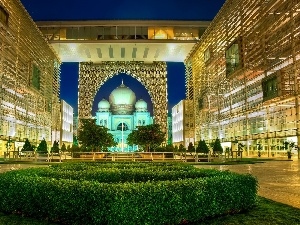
[195,157,300,209]
[0,159,299,209]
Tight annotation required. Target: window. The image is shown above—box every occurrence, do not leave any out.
[262,75,278,101]
[225,37,243,77]
[0,5,8,26]
[117,123,128,131]
[198,97,204,110]
[32,64,41,90]
[204,48,211,63]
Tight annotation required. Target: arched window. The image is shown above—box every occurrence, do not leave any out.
[117,123,128,131]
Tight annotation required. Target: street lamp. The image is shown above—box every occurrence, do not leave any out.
[5,136,13,158]
[121,122,124,152]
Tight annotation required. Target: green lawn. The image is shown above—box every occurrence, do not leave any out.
[0,197,299,225]
[194,197,300,225]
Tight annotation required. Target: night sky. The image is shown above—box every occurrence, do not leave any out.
[20,0,226,116]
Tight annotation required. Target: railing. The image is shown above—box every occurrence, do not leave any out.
[2,151,215,162]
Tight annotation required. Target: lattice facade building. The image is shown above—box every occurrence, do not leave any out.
[0,0,60,156]
[186,0,300,156]
[78,61,167,133]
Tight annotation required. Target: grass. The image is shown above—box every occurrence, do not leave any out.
[194,197,300,225]
[0,197,299,225]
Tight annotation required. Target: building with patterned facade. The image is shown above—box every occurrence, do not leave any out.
[95,81,152,151]
[51,100,73,148]
[185,0,300,157]
[0,0,61,157]
[172,100,194,148]
[36,20,211,138]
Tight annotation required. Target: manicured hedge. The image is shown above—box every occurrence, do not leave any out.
[0,162,258,225]
[8,166,229,183]
[50,161,194,170]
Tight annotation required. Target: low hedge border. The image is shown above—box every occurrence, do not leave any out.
[7,166,230,183]
[0,163,258,225]
[49,161,194,170]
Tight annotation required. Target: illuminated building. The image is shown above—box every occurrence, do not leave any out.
[60,100,73,147]
[0,0,60,156]
[36,20,210,135]
[172,100,194,148]
[95,81,152,151]
[185,0,300,156]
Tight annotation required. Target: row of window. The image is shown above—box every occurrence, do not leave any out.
[0,5,8,26]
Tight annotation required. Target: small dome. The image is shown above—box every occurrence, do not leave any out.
[135,99,148,112]
[109,81,136,115]
[98,99,110,112]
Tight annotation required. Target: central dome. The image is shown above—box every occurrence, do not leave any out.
[109,81,136,115]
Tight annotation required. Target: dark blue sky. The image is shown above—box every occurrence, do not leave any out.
[20,0,226,115]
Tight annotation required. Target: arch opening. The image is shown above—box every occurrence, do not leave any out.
[78,61,167,152]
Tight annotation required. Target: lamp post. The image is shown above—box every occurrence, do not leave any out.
[5,136,12,158]
[121,122,124,152]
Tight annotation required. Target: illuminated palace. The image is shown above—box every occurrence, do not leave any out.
[5,0,299,157]
[185,0,300,156]
[95,81,152,151]
[0,0,63,157]
[36,20,210,136]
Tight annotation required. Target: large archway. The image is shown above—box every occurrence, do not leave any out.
[78,61,167,132]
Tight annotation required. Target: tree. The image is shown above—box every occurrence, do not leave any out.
[73,134,79,146]
[165,144,175,152]
[127,124,165,152]
[70,144,80,153]
[21,139,34,152]
[178,143,186,153]
[77,118,117,152]
[61,143,67,152]
[51,140,60,153]
[213,138,223,154]
[196,140,209,154]
[187,142,195,153]
[36,138,48,153]
[174,145,179,153]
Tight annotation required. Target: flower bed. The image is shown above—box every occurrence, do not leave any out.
[0,162,258,225]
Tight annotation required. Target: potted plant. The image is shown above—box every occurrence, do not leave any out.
[287,150,292,159]
[257,143,262,157]
[237,143,244,157]
[283,141,294,160]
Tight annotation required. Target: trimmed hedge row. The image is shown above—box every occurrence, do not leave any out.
[0,163,258,225]
[8,166,229,183]
[49,161,194,171]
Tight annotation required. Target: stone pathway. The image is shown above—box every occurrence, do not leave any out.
[0,163,47,173]
[195,158,300,209]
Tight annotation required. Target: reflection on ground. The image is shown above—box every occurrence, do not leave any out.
[195,159,300,208]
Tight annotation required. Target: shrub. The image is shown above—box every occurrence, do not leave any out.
[0,162,258,225]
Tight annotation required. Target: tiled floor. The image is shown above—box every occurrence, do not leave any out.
[195,158,300,209]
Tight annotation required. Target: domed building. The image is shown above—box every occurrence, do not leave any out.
[95,81,152,152]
